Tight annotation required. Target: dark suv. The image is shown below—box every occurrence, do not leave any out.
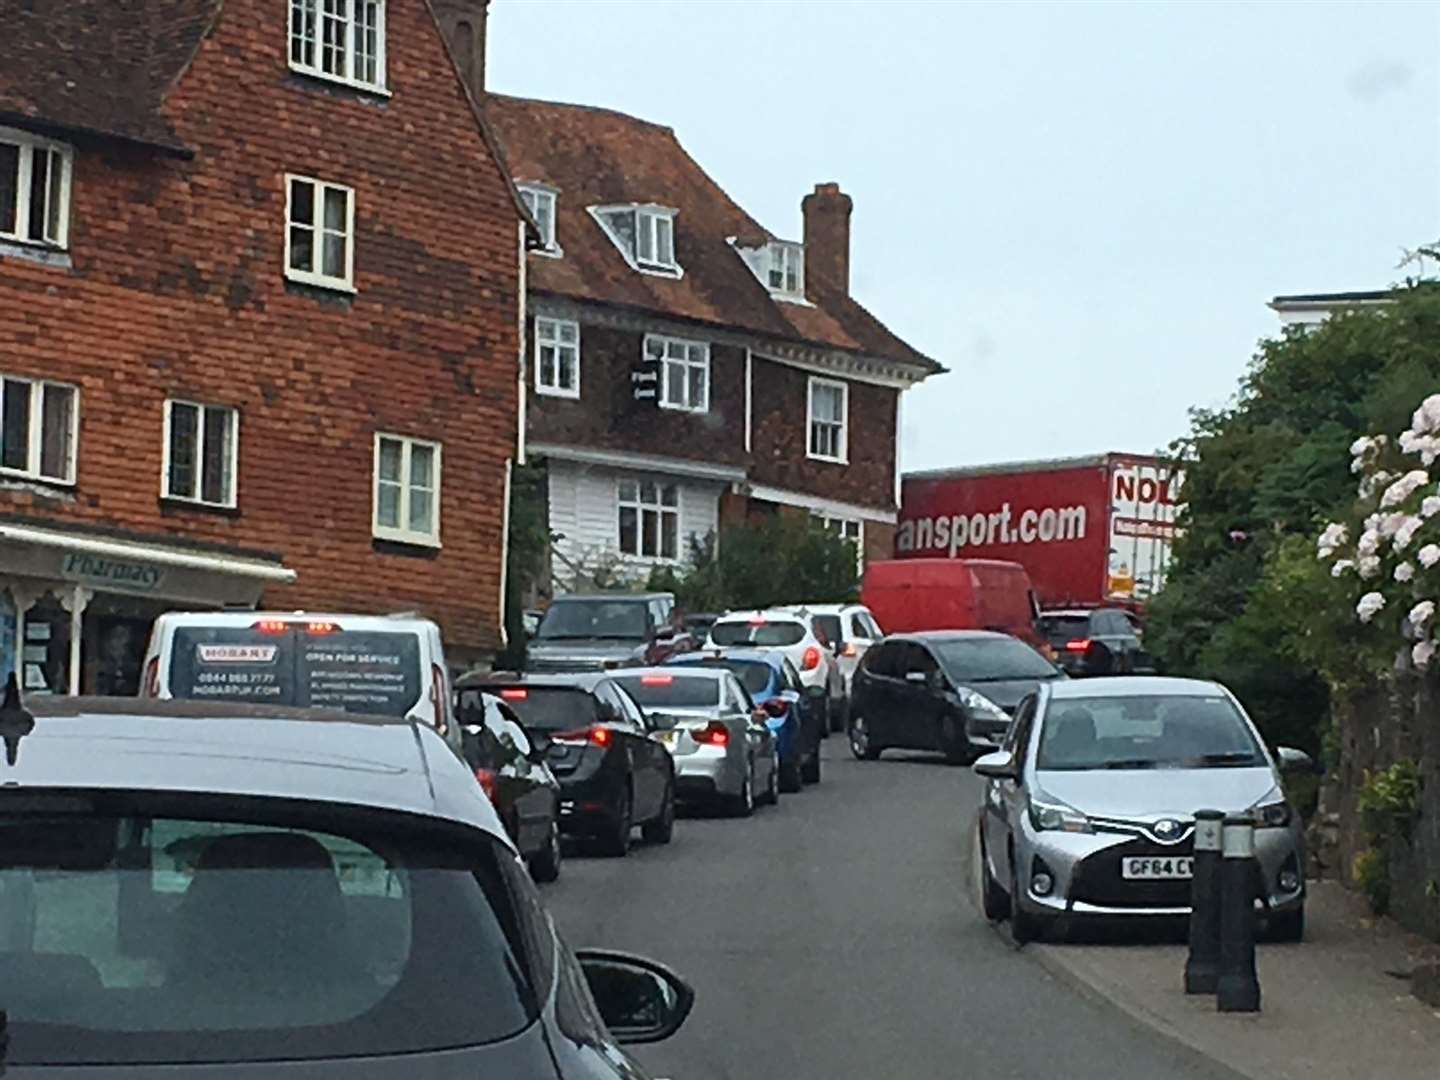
[1037,608,1153,676]
[526,592,695,673]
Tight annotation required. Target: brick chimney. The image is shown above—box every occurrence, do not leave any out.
[434,0,489,102]
[802,182,853,300]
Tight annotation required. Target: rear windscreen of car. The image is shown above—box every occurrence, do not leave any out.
[0,805,533,1066]
[168,626,422,717]
[1038,616,1091,644]
[612,674,721,708]
[680,660,771,696]
[812,615,843,646]
[711,620,805,647]
[469,686,598,732]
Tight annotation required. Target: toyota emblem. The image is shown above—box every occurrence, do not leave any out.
[1154,819,1182,840]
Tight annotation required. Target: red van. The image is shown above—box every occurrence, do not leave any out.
[861,558,1045,649]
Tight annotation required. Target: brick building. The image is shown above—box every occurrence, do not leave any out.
[0,0,529,692]
[447,15,942,590]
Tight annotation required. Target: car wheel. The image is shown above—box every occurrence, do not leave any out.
[1267,905,1305,943]
[941,716,973,766]
[1009,857,1047,945]
[801,746,821,785]
[779,756,802,793]
[729,770,755,818]
[641,782,676,844]
[598,787,632,857]
[761,757,781,806]
[977,823,1008,922]
[829,696,847,734]
[849,714,882,761]
[529,820,562,883]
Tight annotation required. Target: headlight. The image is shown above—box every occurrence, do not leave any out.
[957,687,1009,722]
[1250,788,1292,828]
[1027,792,1093,834]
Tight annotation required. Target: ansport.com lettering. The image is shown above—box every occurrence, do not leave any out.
[896,502,1087,557]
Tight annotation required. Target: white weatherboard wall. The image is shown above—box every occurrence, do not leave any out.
[547,459,722,589]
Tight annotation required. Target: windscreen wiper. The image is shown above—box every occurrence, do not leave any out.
[1196,752,1260,765]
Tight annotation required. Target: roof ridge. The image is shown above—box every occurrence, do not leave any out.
[486,91,676,136]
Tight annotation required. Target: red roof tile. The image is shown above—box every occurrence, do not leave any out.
[484,94,940,375]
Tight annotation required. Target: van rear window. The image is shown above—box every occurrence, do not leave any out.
[168,627,421,718]
[711,620,805,647]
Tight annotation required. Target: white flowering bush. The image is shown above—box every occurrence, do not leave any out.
[1317,393,1440,671]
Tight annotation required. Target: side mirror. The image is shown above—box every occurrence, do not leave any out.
[1275,746,1315,774]
[576,949,695,1045]
[973,750,1019,781]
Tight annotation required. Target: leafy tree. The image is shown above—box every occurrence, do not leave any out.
[1148,281,1440,751]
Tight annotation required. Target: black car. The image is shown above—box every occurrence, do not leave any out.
[526,592,696,673]
[1037,607,1153,676]
[462,672,676,857]
[848,631,1064,763]
[455,689,563,882]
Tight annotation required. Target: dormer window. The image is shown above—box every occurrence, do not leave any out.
[289,0,387,92]
[767,242,803,296]
[590,204,681,277]
[517,182,559,254]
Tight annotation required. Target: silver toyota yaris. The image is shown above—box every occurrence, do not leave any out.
[974,676,1311,943]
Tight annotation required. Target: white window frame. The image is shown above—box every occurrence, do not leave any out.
[287,0,388,93]
[816,514,865,572]
[161,399,239,508]
[589,204,683,278]
[535,317,581,399]
[807,376,849,463]
[617,478,681,562]
[0,374,79,485]
[767,241,804,297]
[0,125,73,249]
[284,174,356,292]
[645,334,710,414]
[517,182,560,255]
[372,433,442,547]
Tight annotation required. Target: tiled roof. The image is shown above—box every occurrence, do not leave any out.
[484,93,941,375]
[0,0,222,154]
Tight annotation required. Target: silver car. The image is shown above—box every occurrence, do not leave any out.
[975,676,1311,942]
[2,691,693,1078]
[612,667,780,816]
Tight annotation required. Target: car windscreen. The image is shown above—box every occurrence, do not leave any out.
[1036,694,1266,771]
[812,615,843,646]
[932,638,1058,683]
[612,673,722,709]
[710,620,805,647]
[467,686,599,732]
[676,659,772,696]
[0,803,534,1066]
[535,600,647,641]
[1037,615,1090,645]
[168,626,422,717]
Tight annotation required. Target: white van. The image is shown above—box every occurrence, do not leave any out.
[139,611,457,741]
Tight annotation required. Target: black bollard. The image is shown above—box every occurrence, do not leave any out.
[1184,809,1225,994]
[1216,814,1261,1013]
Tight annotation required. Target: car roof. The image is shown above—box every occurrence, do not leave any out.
[154,610,439,630]
[780,603,863,615]
[1039,609,1098,618]
[614,665,732,682]
[549,592,672,602]
[715,609,808,623]
[1046,676,1226,701]
[889,629,1014,643]
[455,670,609,692]
[10,697,507,839]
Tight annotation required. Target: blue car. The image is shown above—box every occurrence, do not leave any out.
[665,649,823,790]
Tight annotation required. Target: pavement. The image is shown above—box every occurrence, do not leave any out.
[1028,879,1440,1080]
[542,742,1241,1080]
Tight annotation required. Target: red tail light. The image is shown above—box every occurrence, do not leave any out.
[1064,639,1091,652]
[141,657,160,698]
[762,698,788,719]
[306,621,337,635]
[431,664,448,735]
[500,688,528,701]
[801,646,821,671]
[692,721,729,747]
[474,767,498,801]
[641,674,674,686]
[554,726,612,748]
[253,620,289,634]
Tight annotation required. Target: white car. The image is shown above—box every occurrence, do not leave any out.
[783,603,884,697]
[707,609,846,734]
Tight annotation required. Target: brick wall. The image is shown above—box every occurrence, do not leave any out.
[0,0,521,658]
[527,320,748,466]
[749,356,897,512]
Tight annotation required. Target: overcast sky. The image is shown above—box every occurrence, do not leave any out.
[488,0,1440,473]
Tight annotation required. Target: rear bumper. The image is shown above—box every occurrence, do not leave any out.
[671,745,745,799]
[554,769,624,834]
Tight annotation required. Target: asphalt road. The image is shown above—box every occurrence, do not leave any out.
[543,740,1241,1080]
